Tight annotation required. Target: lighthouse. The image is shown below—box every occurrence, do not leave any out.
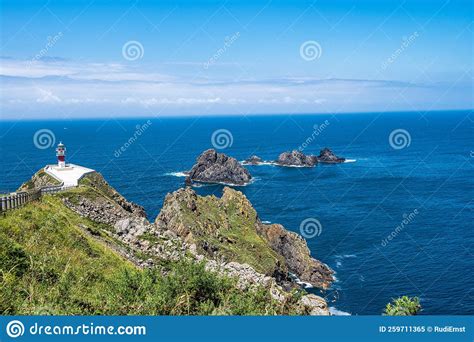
[44,142,94,186]
[56,142,66,168]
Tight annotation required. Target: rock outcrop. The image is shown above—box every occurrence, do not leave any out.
[317,148,346,164]
[18,168,62,191]
[59,173,186,264]
[187,149,252,185]
[79,172,147,218]
[276,150,318,167]
[155,186,334,289]
[243,155,263,165]
[256,223,333,289]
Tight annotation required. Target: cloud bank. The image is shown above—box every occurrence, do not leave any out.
[0,58,471,119]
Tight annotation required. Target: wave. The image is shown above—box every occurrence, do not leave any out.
[289,272,314,289]
[334,254,357,269]
[242,160,356,166]
[192,177,258,188]
[164,173,258,187]
[241,161,277,167]
[335,254,357,259]
[329,307,351,316]
[243,161,313,168]
[164,171,187,177]
[261,220,272,224]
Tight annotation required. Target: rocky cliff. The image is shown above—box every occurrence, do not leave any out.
[4,169,333,315]
[155,186,333,289]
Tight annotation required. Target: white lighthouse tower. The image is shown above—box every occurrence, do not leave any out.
[56,142,66,168]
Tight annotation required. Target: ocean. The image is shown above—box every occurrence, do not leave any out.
[1,110,473,315]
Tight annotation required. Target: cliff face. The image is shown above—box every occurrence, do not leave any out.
[78,172,147,218]
[155,186,334,289]
[255,223,333,289]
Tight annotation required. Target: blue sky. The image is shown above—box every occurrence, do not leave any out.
[0,0,472,118]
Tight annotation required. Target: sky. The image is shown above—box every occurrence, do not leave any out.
[0,0,472,119]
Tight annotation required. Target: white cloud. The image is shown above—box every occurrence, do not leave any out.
[36,89,61,103]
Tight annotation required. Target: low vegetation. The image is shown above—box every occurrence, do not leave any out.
[0,194,300,315]
[383,296,421,316]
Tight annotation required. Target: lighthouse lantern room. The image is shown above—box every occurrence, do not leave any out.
[56,142,66,168]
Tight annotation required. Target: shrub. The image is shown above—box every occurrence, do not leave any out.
[383,296,421,316]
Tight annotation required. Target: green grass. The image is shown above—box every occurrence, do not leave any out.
[78,173,120,202]
[175,193,287,276]
[0,194,300,315]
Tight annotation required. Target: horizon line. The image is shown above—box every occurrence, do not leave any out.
[0,108,472,122]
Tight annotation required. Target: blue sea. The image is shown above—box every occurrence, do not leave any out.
[1,110,473,315]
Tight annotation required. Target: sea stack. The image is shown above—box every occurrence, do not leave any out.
[243,155,264,165]
[187,149,252,185]
[276,150,318,167]
[317,148,346,163]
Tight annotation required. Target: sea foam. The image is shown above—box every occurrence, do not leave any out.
[329,307,351,316]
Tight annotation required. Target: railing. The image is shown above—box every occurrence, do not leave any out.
[0,184,75,212]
